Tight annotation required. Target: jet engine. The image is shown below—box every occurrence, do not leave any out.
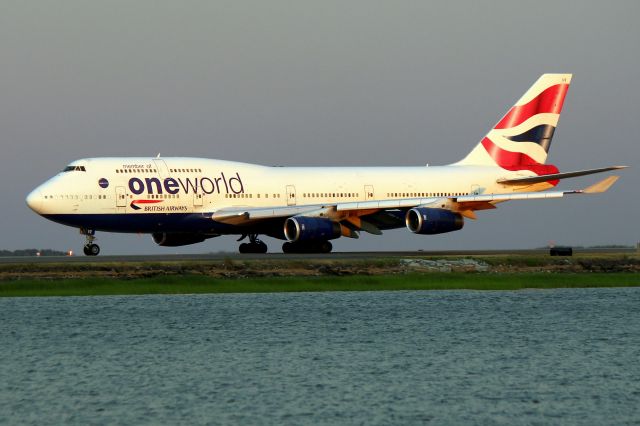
[284,217,342,242]
[405,208,464,235]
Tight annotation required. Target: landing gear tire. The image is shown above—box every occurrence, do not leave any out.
[80,228,100,256]
[238,235,268,254]
[319,241,333,254]
[282,242,294,254]
[282,240,332,254]
[83,244,100,256]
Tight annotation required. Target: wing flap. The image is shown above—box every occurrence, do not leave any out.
[457,191,566,203]
[212,205,322,224]
[336,197,438,211]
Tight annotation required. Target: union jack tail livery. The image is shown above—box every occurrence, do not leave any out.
[457,74,571,180]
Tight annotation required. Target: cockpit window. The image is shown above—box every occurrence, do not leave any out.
[62,166,86,172]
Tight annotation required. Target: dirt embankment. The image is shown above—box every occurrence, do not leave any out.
[0,255,638,281]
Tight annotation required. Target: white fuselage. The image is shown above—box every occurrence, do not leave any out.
[28,157,524,221]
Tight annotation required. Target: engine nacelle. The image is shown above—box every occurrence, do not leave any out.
[284,217,342,242]
[152,232,208,247]
[405,208,464,235]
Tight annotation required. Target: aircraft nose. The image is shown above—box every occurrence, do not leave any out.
[26,188,43,213]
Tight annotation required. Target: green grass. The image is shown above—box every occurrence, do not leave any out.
[1,273,639,297]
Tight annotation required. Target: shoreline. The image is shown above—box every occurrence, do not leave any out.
[1,273,639,298]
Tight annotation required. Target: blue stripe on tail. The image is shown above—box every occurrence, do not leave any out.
[506,124,556,152]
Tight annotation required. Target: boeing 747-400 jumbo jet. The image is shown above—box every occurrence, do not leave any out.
[26,74,626,255]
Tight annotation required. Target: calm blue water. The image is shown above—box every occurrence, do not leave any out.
[1,289,639,425]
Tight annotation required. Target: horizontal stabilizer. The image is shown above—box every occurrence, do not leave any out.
[497,166,627,185]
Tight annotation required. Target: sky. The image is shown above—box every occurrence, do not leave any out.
[1,1,638,254]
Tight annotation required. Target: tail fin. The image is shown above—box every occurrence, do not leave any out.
[456,74,572,174]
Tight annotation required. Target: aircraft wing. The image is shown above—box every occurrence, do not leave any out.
[211,205,323,225]
[438,176,620,219]
[212,197,446,225]
[211,176,621,231]
[459,175,620,202]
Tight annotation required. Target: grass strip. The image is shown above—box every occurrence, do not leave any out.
[0,273,639,297]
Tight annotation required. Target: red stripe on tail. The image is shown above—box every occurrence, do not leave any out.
[495,84,569,130]
[481,138,560,185]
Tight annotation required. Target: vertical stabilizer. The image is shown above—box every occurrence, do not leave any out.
[456,74,572,175]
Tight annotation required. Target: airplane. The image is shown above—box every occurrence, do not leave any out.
[26,74,626,255]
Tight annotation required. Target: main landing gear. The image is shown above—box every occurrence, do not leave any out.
[282,240,333,254]
[80,228,100,256]
[238,234,268,254]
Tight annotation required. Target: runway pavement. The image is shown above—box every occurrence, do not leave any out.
[0,248,635,264]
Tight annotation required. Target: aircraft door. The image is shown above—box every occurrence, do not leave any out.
[116,186,127,212]
[364,185,374,200]
[194,193,203,207]
[153,159,169,178]
[286,185,296,206]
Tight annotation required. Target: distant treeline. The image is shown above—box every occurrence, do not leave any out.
[0,249,69,257]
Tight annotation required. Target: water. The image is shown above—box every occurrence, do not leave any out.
[1,289,639,425]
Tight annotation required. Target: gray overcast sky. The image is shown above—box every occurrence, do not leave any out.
[1,1,638,254]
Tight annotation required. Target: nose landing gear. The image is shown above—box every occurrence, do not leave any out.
[80,228,100,256]
[238,234,268,254]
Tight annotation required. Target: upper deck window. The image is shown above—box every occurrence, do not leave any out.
[62,166,86,172]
